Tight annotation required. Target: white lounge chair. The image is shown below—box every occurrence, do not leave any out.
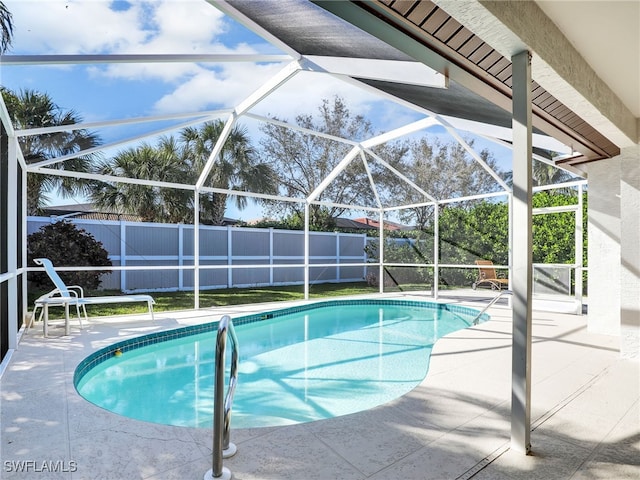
[31,258,155,336]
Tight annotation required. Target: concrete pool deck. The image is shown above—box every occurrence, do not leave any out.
[1,292,638,479]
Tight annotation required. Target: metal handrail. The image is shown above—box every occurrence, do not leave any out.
[472,290,513,325]
[205,315,239,480]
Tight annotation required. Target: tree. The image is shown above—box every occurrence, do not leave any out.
[391,137,506,230]
[27,221,112,291]
[92,121,275,225]
[501,152,577,192]
[0,1,13,54]
[92,137,192,223]
[532,156,576,188]
[1,88,102,214]
[181,120,276,225]
[259,96,384,230]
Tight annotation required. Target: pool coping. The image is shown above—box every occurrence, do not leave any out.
[2,292,637,480]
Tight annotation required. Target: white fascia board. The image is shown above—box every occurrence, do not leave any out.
[305,55,447,89]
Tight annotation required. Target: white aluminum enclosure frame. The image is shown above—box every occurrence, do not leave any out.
[2,28,581,317]
[0,1,588,459]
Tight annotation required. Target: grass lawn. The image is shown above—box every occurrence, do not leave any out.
[28,282,383,319]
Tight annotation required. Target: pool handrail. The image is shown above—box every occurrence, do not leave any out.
[223,317,239,454]
[205,315,239,480]
[472,290,513,325]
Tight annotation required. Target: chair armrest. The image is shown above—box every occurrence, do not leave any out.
[66,285,85,298]
[35,288,81,302]
[36,288,64,301]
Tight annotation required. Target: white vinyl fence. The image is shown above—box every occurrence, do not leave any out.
[27,217,370,293]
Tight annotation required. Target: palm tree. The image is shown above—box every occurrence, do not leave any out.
[92,137,192,223]
[181,120,277,225]
[532,158,575,187]
[2,88,102,214]
[0,1,13,54]
[93,121,276,225]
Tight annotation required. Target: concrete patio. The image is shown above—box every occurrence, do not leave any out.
[1,293,638,479]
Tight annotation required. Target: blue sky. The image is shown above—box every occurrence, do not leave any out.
[1,0,524,220]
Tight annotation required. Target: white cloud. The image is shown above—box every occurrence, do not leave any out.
[4,0,422,137]
[247,71,402,124]
[6,0,227,55]
[152,61,287,113]
[8,1,143,54]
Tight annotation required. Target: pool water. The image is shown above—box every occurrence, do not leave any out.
[76,301,485,428]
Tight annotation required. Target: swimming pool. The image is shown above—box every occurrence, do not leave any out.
[75,299,487,428]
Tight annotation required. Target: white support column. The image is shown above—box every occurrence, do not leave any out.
[120,218,127,292]
[585,145,639,358]
[586,159,621,335]
[620,145,640,359]
[433,203,439,299]
[194,192,200,310]
[21,138,28,326]
[178,224,184,291]
[227,226,233,288]
[378,210,384,294]
[574,184,584,314]
[7,135,18,346]
[510,50,533,455]
[304,202,310,300]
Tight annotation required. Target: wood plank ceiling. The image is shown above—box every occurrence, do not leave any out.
[361,0,620,164]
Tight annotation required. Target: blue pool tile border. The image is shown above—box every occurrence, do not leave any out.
[73,299,489,388]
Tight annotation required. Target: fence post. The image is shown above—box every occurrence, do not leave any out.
[363,235,368,281]
[227,226,232,288]
[120,218,126,292]
[178,223,184,291]
[336,232,340,282]
[269,228,274,285]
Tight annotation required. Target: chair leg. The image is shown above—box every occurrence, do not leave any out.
[64,303,70,336]
[43,304,49,337]
[148,302,155,321]
[75,303,83,329]
[27,305,39,332]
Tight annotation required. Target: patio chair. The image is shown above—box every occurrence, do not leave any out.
[472,259,509,291]
[30,258,155,336]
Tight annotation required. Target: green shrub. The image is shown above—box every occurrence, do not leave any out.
[27,221,112,290]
